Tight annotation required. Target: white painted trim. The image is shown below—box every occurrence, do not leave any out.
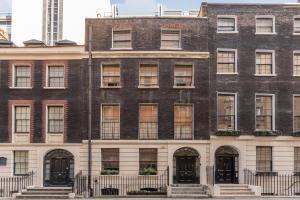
[100,103,121,140]
[217,48,238,74]
[173,62,195,88]
[255,15,276,35]
[160,28,182,50]
[12,104,31,144]
[11,64,32,89]
[138,62,159,88]
[173,103,194,140]
[45,64,65,89]
[138,103,159,140]
[100,62,122,88]
[255,49,276,76]
[255,93,275,131]
[45,104,65,144]
[217,15,238,33]
[216,92,238,131]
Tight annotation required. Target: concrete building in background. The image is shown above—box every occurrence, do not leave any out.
[11,0,111,45]
[0,13,12,40]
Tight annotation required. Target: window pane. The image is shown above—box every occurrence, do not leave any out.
[256,52,273,75]
[294,53,300,75]
[48,66,64,88]
[15,66,31,87]
[218,18,235,31]
[294,18,300,33]
[294,97,300,131]
[48,106,64,133]
[256,18,273,33]
[139,148,157,174]
[174,65,193,87]
[113,30,131,48]
[256,147,272,172]
[295,147,300,172]
[102,105,120,139]
[139,105,158,139]
[256,96,273,130]
[218,95,235,130]
[174,105,193,139]
[102,65,121,87]
[217,51,235,73]
[161,29,180,49]
[140,64,158,87]
[14,151,28,175]
[15,106,30,133]
[102,148,119,173]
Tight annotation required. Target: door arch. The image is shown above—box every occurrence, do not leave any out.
[44,149,74,186]
[173,147,200,184]
[215,146,239,184]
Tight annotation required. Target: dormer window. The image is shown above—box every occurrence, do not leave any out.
[161,29,181,49]
[112,29,132,49]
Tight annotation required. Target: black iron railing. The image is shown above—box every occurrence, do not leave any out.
[73,168,169,197]
[0,171,34,198]
[244,169,300,196]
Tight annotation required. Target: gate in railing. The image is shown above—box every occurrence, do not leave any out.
[73,168,169,197]
[0,171,34,198]
[244,169,300,196]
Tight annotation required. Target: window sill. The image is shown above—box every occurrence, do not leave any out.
[217,72,238,75]
[160,47,182,51]
[255,32,277,35]
[254,74,277,77]
[215,130,241,136]
[255,171,278,176]
[254,130,280,136]
[173,86,195,89]
[293,33,300,36]
[14,132,30,134]
[217,31,239,34]
[138,86,159,89]
[100,86,122,89]
[47,132,64,135]
[9,87,33,89]
[293,75,300,77]
[43,87,66,90]
[111,48,133,50]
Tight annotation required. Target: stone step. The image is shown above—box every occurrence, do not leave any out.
[218,184,248,187]
[220,191,255,195]
[22,191,71,195]
[220,187,252,191]
[15,194,69,199]
[171,184,202,187]
[170,194,209,198]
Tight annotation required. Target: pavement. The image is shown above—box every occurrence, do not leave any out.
[71,198,300,200]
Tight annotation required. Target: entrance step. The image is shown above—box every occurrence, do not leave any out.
[15,187,73,199]
[169,184,209,198]
[216,184,256,197]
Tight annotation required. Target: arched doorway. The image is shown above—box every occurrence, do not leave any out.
[173,147,200,184]
[215,146,239,184]
[44,149,74,186]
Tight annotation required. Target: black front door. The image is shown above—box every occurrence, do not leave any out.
[50,158,70,185]
[176,156,196,183]
[215,156,238,184]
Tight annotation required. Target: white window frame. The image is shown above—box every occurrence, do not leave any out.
[217,92,238,131]
[255,15,276,35]
[138,103,158,140]
[11,64,32,89]
[160,28,182,50]
[12,104,31,135]
[138,62,159,88]
[46,104,65,136]
[111,28,132,50]
[255,50,276,76]
[293,95,300,133]
[45,64,66,89]
[101,63,122,88]
[217,15,238,34]
[293,51,300,76]
[100,103,121,140]
[217,48,238,74]
[255,93,275,131]
[293,16,300,35]
[174,103,194,140]
[173,63,195,89]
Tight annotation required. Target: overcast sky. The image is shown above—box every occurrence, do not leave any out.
[0,0,298,14]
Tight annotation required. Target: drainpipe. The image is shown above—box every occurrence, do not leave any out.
[88,25,93,197]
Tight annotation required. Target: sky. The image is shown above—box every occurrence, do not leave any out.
[0,0,298,15]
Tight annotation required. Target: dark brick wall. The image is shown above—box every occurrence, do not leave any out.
[85,17,208,52]
[92,58,210,140]
[0,59,87,143]
[206,4,300,135]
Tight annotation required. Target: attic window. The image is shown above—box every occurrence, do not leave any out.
[161,29,181,49]
[112,29,132,49]
[217,16,237,33]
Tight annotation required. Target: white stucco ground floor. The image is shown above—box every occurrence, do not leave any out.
[0,136,299,188]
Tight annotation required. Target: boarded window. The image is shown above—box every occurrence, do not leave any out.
[139,64,158,87]
[112,29,131,49]
[256,95,273,131]
[101,148,119,174]
[256,18,274,33]
[218,94,235,130]
[174,105,193,139]
[256,146,272,172]
[102,105,120,139]
[14,151,28,175]
[256,52,273,75]
[161,29,181,49]
[174,64,193,87]
[14,65,31,88]
[217,17,236,32]
[139,104,158,139]
[139,148,157,175]
[102,64,121,87]
[48,65,64,88]
[48,106,64,133]
[15,106,30,133]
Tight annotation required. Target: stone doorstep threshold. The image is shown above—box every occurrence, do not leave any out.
[83,195,167,198]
